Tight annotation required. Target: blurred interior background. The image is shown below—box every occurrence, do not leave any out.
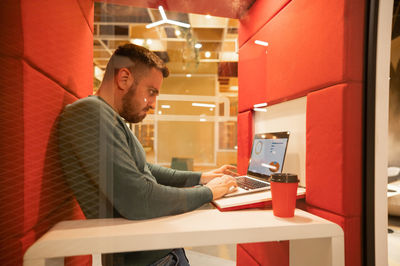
[93,2,239,172]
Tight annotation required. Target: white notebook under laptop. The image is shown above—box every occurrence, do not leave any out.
[224,131,290,197]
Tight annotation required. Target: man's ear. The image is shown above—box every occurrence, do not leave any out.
[116,68,133,93]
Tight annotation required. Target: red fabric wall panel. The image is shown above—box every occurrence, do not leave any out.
[239,0,291,47]
[0,1,23,57]
[77,0,95,33]
[238,241,289,266]
[238,40,267,112]
[23,63,86,233]
[238,0,365,112]
[304,205,362,266]
[20,0,93,98]
[306,83,363,217]
[237,111,254,175]
[0,0,93,264]
[0,58,25,263]
[0,62,90,266]
[237,244,260,266]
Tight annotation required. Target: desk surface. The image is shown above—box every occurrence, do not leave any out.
[24,208,343,260]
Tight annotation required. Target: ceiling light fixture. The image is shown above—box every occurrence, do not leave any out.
[192,103,216,108]
[146,6,190,29]
[131,39,144,46]
[94,66,104,81]
[194,43,202,49]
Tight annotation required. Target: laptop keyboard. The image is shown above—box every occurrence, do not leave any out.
[236,176,269,190]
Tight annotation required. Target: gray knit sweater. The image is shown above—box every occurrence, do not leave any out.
[57,95,213,265]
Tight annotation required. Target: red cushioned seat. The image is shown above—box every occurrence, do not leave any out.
[306,83,363,217]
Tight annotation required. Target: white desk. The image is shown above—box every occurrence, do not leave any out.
[24,208,344,266]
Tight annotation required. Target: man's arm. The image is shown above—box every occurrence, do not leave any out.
[58,98,213,220]
[146,163,202,187]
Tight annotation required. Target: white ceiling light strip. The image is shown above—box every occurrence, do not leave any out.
[159,5,168,20]
[192,103,216,108]
[146,6,191,29]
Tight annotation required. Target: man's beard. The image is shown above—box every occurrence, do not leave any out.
[120,84,148,123]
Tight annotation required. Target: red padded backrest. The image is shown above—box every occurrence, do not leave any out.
[0,0,93,265]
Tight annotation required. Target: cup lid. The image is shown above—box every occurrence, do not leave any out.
[270,173,299,183]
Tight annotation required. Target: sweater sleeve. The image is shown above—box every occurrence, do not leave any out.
[58,98,213,220]
[147,163,202,187]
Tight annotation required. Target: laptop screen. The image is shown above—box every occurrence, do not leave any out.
[247,132,290,178]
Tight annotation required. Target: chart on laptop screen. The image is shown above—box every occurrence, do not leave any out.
[248,138,288,176]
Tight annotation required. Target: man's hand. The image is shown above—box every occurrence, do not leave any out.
[200,165,239,184]
[205,175,238,200]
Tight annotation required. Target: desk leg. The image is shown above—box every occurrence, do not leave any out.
[290,237,344,266]
[331,235,345,266]
[23,257,64,266]
[92,253,102,266]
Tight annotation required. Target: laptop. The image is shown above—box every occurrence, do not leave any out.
[224,131,290,197]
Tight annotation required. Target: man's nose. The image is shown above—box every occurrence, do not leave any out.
[148,98,156,110]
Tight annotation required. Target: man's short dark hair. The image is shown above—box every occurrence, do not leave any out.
[104,43,169,80]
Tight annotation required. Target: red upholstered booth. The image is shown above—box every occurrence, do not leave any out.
[0,0,93,265]
[237,0,365,265]
[0,0,366,265]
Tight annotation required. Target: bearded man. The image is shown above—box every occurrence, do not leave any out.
[57,43,237,266]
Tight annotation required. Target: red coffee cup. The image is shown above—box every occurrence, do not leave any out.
[270,173,299,217]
